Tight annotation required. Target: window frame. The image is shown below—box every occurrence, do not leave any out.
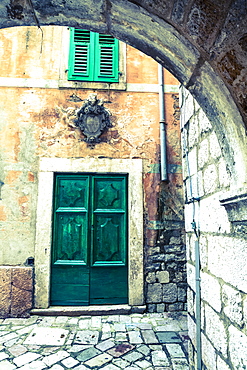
[59,27,126,90]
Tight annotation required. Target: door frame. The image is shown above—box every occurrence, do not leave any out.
[34,157,143,308]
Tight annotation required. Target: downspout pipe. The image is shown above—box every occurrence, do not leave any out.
[180,85,202,369]
[158,64,168,182]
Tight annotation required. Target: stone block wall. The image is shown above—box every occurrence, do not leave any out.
[181,87,247,369]
[145,92,186,313]
[0,266,33,318]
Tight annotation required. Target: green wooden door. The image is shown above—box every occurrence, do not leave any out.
[50,174,128,305]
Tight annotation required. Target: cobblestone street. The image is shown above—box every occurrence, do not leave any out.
[0,312,188,370]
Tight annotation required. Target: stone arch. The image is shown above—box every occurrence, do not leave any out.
[1,0,247,188]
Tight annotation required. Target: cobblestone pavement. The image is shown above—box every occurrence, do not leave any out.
[0,312,189,370]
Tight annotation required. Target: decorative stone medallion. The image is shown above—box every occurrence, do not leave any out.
[74,94,112,144]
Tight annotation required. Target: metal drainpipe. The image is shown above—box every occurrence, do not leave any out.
[180,85,202,369]
[158,64,168,181]
[195,235,202,370]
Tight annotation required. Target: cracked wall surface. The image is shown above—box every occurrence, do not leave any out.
[0,26,184,314]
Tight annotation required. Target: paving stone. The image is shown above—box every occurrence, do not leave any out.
[3,319,27,325]
[5,338,20,347]
[13,352,41,367]
[37,317,56,326]
[171,358,190,370]
[85,353,113,368]
[67,344,92,353]
[151,350,170,367]
[8,344,27,357]
[39,347,59,355]
[107,343,134,358]
[18,360,47,370]
[17,325,36,336]
[101,364,121,370]
[66,331,76,346]
[136,323,152,330]
[0,359,17,369]
[112,357,130,368]
[78,319,91,329]
[43,350,70,366]
[73,366,88,370]
[135,359,152,368]
[101,333,112,340]
[61,356,80,368]
[136,344,150,356]
[91,316,102,329]
[24,327,69,346]
[119,316,132,323]
[0,333,18,344]
[74,330,99,345]
[114,323,126,332]
[50,365,64,370]
[26,346,41,351]
[76,347,101,362]
[0,352,9,360]
[96,339,115,351]
[126,324,137,331]
[124,366,140,370]
[166,343,186,358]
[67,318,79,325]
[154,322,181,332]
[54,316,69,324]
[106,315,120,322]
[141,330,158,344]
[128,331,143,344]
[102,323,112,332]
[122,350,143,363]
[0,331,9,336]
[115,332,128,341]
[149,345,163,351]
[156,332,181,344]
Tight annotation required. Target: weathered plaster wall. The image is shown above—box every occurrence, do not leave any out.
[181,88,247,369]
[0,26,184,314]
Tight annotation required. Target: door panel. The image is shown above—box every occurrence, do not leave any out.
[93,214,125,264]
[90,266,128,304]
[55,213,88,263]
[50,174,128,306]
[51,265,90,305]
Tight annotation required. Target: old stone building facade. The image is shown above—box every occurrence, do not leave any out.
[1,1,247,369]
[0,25,185,315]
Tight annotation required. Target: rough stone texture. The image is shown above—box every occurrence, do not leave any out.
[182,88,247,369]
[0,267,33,318]
[0,268,11,317]
[229,325,247,369]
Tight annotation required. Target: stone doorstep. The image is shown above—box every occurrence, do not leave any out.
[30,305,146,317]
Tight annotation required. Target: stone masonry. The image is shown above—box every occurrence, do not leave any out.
[0,267,33,318]
[181,87,247,369]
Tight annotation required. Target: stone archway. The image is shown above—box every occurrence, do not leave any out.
[1,0,247,188]
[1,2,247,368]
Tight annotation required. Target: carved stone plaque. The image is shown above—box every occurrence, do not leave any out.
[74,94,112,144]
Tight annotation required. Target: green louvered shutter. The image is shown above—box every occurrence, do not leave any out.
[68,28,94,81]
[68,29,119,82]
[94,33,119,82]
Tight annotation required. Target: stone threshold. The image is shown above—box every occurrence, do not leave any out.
[30,305,146,317]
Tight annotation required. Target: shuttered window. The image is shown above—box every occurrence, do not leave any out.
[68,28,119,82]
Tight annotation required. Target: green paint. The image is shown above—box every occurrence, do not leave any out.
[51,174,128,306]
[68,29,119,82]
